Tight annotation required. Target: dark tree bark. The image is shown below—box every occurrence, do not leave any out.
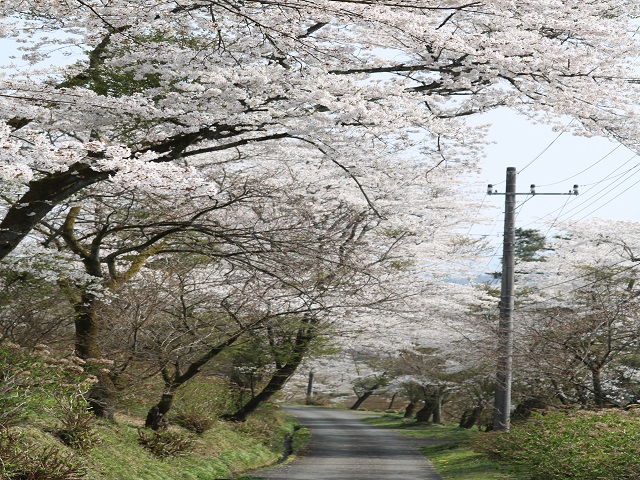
[349,385,379,410]
[305,371,314,405]
[144,405,167,430]
[415,400,436,423]
[225,355,304,421]
[415,386,443,424]
[224,316,317,422]
[459,406,484,429]
[73,292,102,359]
[87,371,117,421]
[0,123,287,262]
[387,392,398,410]
[0,164,110,261]
[144,333,244,425]
[62,208,118,420]
[403,401,416,418]
[591,367,606,408]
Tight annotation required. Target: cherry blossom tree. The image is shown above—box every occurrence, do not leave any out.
[2,0,640,263]
[515,219,640,408]
[3,0,640,426]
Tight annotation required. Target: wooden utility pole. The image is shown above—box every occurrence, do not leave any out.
[488,168,578,431]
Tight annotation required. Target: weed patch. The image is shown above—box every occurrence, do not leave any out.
[483,409,640,480]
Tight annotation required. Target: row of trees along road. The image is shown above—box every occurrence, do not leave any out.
[296,222,640,428]
[2,1,640,424]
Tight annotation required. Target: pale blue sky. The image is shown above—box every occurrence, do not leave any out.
[471,109,639,232]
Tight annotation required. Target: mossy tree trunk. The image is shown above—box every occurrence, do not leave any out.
[224,316,318,422]
[144,333,245,428]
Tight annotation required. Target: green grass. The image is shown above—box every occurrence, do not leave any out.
[362,413,527,480]
[290,425,312,457]
[0,345,297,480]
[86,410,295,479]
[486,409,640,479]
[2,408,295,480]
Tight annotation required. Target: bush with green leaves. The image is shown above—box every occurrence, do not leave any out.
[482,409,640,479]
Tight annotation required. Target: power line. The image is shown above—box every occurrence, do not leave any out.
[543,194,571,238]
[516,260,639,313]
[556,159,640,223]
[536,144,623,188]
[488,118,576,188]
[519,119,575,174]
[518,154,640,229]
[466,193,488,236]
[570,174,640,223]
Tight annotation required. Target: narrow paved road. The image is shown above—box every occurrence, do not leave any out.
[249,406,442,480]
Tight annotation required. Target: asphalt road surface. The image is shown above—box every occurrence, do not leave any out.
[249,406,443,480]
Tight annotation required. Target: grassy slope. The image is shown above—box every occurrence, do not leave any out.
[88,421,279,479]
[361,413,528,480]
[6,409,293,480]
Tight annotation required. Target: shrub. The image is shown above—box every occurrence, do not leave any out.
[0,372,28,429]
[0,430,86,480]
[0,344,40,428]
[0,343,97,431]
[232,406,288,449]
[51,392,99,451]
[304,393,331,406]
[171,379,236,434]
[137,428,195,458]
[482,409,640,479]
[174,406,215,435]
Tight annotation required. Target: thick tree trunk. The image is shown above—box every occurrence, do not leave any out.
[350,386,378,410]
[87,371,117,421]
[415,401,435,423]
[74,292,102,359]
[73,292,117,421]
[459,406,484,429]
[416,389,442,424]
[403,401,416,418]
[145,391,175,430]
[432,396,442,424]
[224,318,316,422]
[592,368,605,408]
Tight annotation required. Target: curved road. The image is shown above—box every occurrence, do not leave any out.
[249,406,442,480]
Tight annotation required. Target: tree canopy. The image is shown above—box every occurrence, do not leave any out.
[2,0,640,430]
